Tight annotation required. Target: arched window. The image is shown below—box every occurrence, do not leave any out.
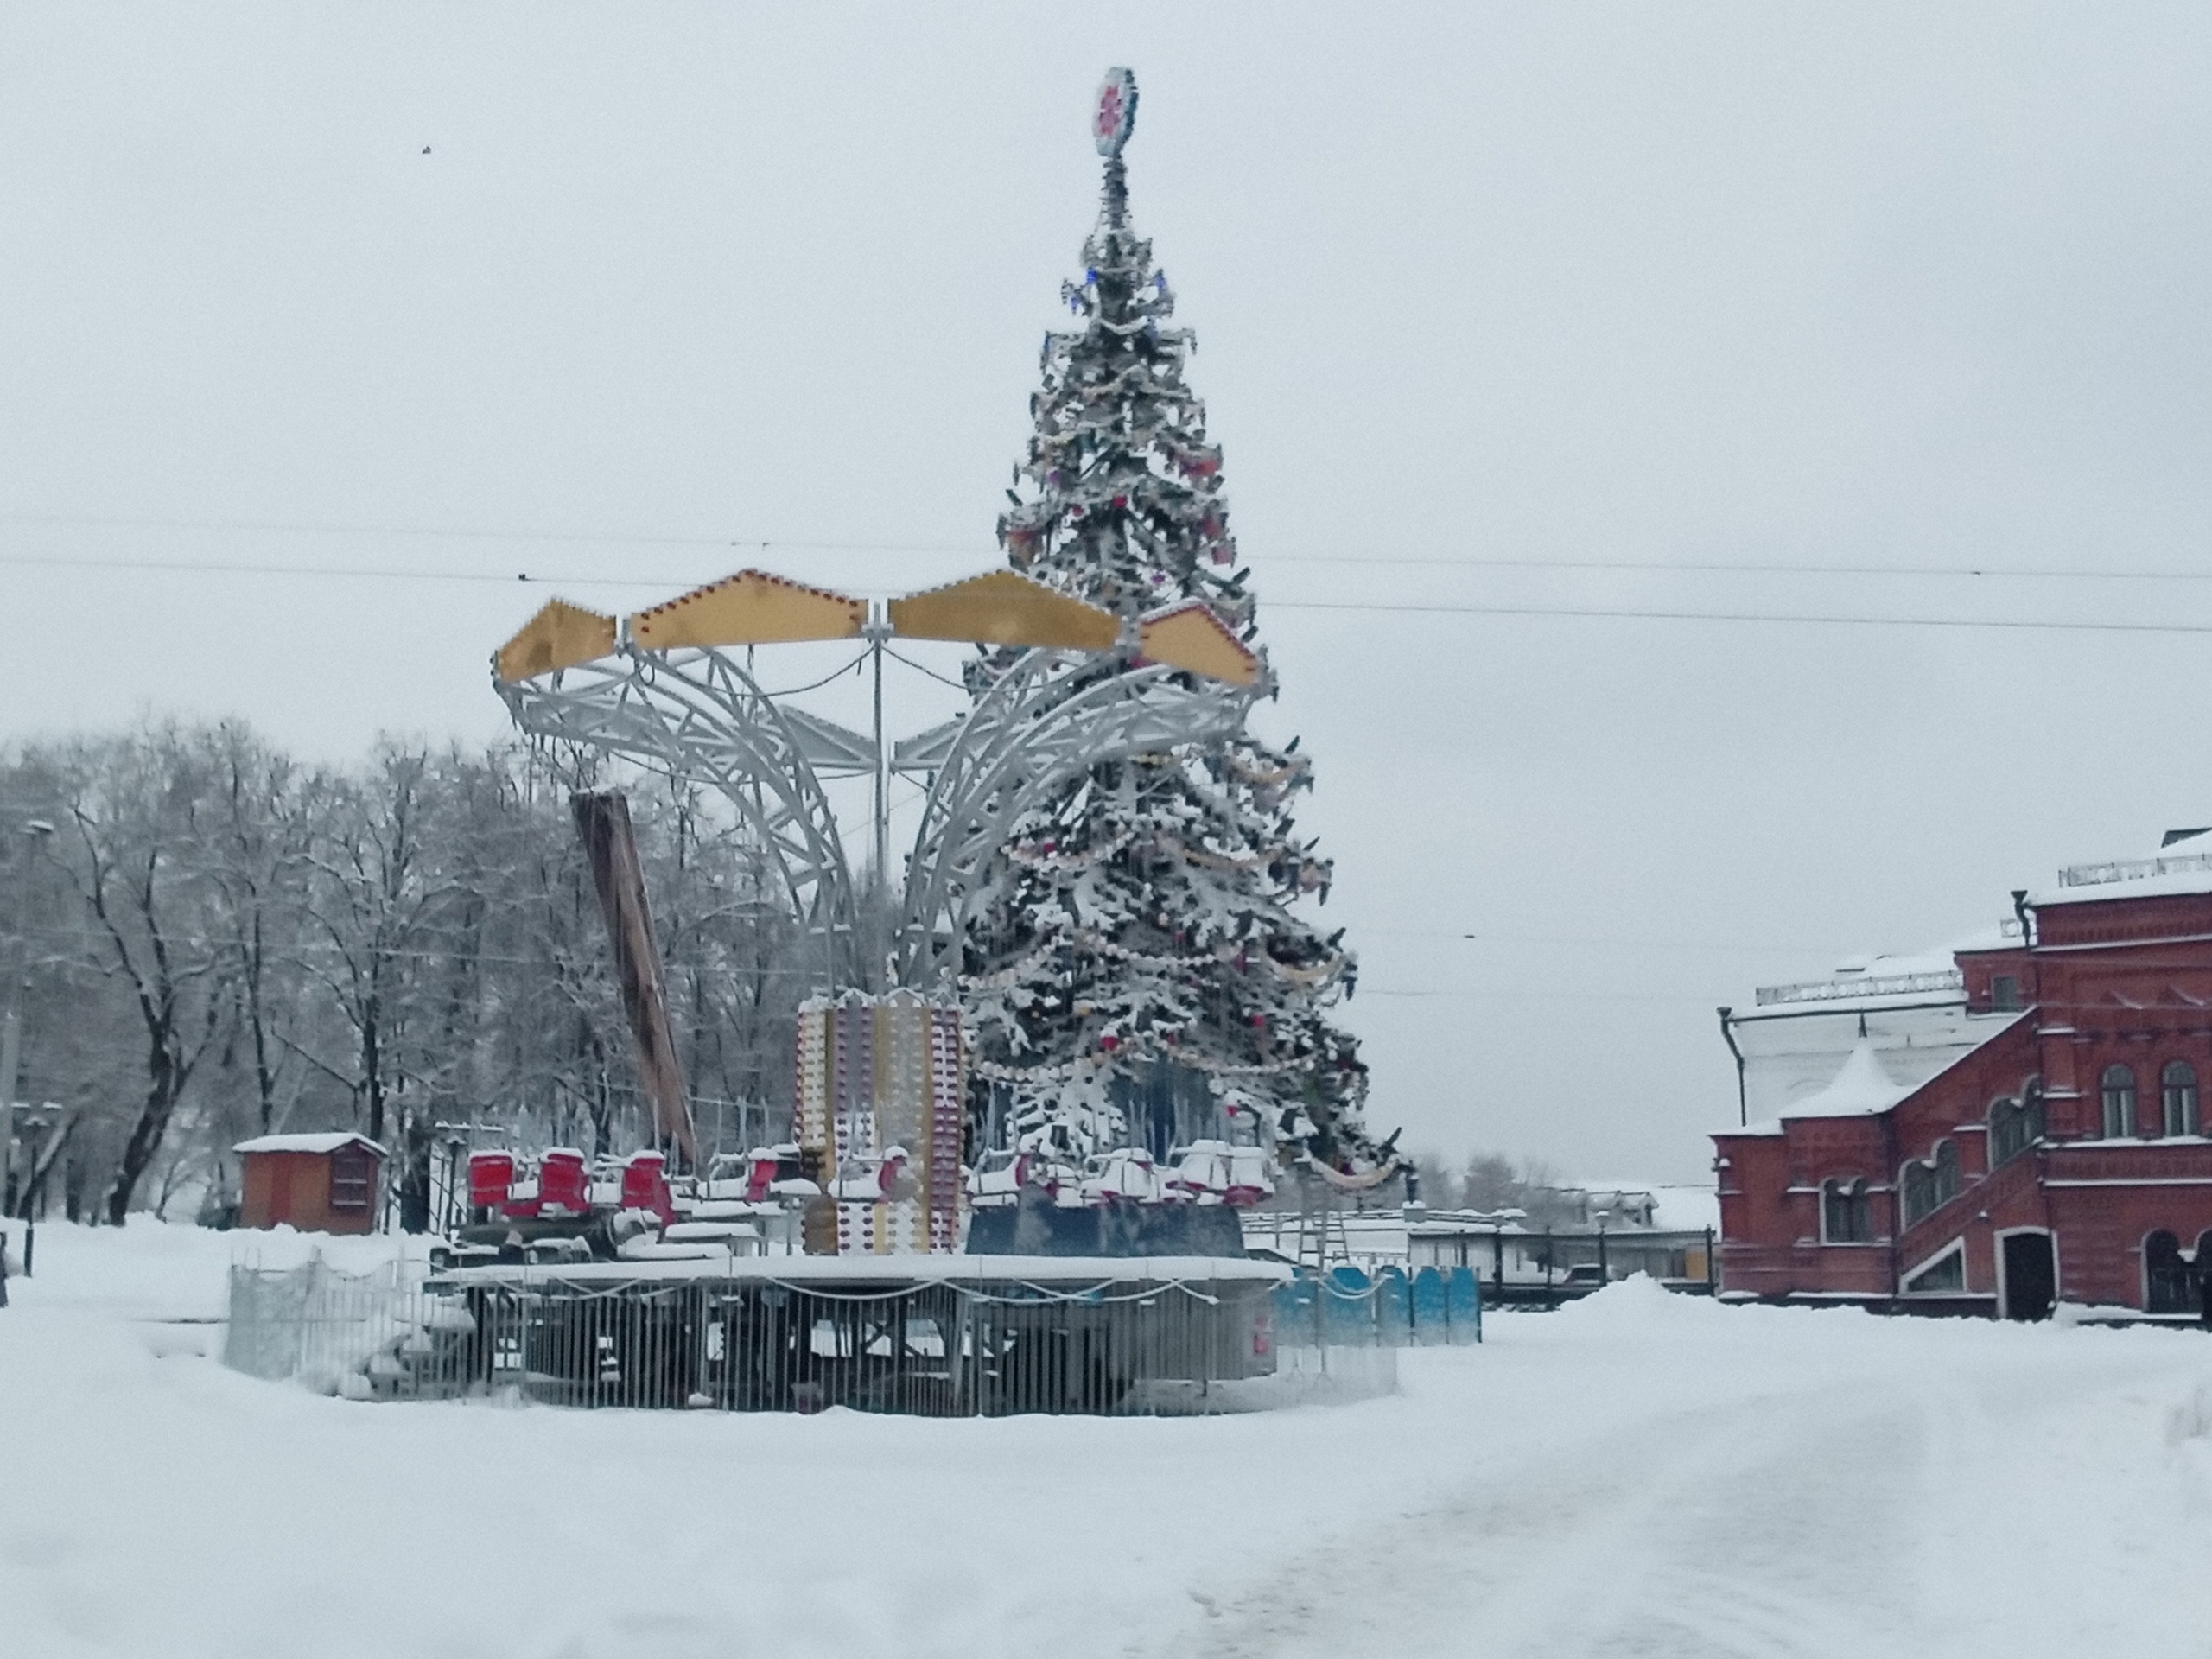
[2100,1065,2137,1139]
[1821,1179,1872,1243]
[1988,1081,2046,1168]
[1901,1140,1961,1226]
[2160,1061,2200,1138]
[2145,1230,2191,1313]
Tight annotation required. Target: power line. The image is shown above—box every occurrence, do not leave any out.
[1262,599,2212,637]
[0,550,628,588]
[8,508,2212,584]
[4,545,2212,636]
[1360,988,1719,1004]
[0,510,980,558]
[1360,925,1853,956]
[1272,553,2212,582]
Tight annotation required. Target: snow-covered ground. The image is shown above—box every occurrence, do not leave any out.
[3,1220,2209,1659]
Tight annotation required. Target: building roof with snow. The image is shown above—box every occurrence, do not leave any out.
[232,1132,388,1159]
[1735,1038,1918,1137]
[1782,1039,1912,1120]
[2032,826,2212,907]
[1738,948,1962,1023]
[1560,1182,1722,1234]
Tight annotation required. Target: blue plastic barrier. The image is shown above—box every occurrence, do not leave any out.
[1322,1265,1375,1344]
[1410,1265,1449,1344]
[1375,1266,1412,1344]
[1273,1265,1483,1351]
[1446,1265,1483,1343]
[1272,1274,1319,1345]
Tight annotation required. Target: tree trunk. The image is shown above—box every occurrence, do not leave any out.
[107,1031,181,1225]
[398,1109,433,1233]
[361,992,385,1147]
[248,912,277,1135]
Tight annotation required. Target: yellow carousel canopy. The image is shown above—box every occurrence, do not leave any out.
[887,569,1118,652]
[629,569,866,651]
[493,600,619,684]
[1138,601,1260,688]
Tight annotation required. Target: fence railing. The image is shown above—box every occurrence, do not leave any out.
[223,1256,1458,1414]
[1753,968,1963,1007]
[2059,849,2212,889]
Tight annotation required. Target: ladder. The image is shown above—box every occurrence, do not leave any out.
[1293,1180,1350,1272]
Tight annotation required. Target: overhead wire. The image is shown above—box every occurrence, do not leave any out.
[1358,925,1857,955]
[1259,599,2212,637]
[752,652,869,698]
[8,509,2212,584]
[0,510,981,558]
[4,544,2212,636]
[879,645,971,690]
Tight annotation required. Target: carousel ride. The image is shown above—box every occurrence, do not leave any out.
[397,568,1292,1414]
[449,563,1279,1268]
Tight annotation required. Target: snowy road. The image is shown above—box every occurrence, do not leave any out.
[4,1223,2209,1659]
[1179,1297,2212,1659]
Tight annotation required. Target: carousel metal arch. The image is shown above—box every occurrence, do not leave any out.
[491,570,1262,996]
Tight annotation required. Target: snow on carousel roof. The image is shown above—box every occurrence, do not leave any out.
[232,1132,388,1158]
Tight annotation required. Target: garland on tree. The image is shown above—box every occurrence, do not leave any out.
[959,71,1397,1185]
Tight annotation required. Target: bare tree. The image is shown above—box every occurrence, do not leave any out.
[0,723,811,1224]
[1461,1152,1522,1212]
[42,728,228,1223]
[296,747,458,1152]
[204,722,311,1139]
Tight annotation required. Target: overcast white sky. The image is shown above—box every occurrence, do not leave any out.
[4,4,2210,1182]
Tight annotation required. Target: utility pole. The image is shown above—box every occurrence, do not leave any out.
[864,604,893,992]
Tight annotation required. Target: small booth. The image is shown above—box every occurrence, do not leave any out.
[234,1133,387,1234]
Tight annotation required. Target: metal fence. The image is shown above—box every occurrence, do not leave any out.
[223,1256,1452,1414]
[223,1258,445,1397]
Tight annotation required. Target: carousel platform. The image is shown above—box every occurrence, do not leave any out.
[408,1250,1288,1415]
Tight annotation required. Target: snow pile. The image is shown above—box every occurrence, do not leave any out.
[2,1216,418,1327]
[1546,1269,1738,1331]
[3,1225,2210,1658]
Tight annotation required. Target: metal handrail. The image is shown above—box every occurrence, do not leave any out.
[1753,968,1963,1007]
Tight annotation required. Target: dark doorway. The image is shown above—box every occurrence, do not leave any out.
[2145,1231,2190,1313]
[2002,1231,2056,1322]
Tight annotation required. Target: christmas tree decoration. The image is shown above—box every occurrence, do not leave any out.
[961,70,1395,1186]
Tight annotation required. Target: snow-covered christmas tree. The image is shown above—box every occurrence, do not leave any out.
[961,69,1397,1188]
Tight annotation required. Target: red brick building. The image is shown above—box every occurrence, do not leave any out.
[1713,834,2212,1321]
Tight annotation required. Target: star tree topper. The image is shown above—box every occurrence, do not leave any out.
[1093,67,1138,157]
